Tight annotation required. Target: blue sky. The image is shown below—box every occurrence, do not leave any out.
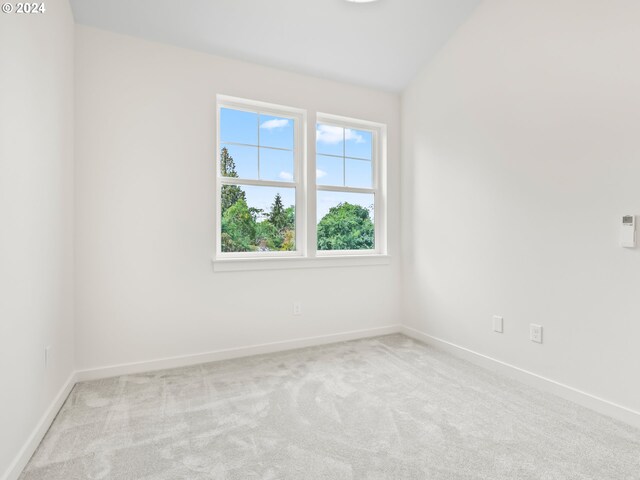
[220,108,295,181]
[220,108,374,221]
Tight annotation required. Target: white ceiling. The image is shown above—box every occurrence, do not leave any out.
[69,0,481,92]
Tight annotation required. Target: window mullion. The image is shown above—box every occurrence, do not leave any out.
[257,114,261,180]
[316,185,375,195]
[342,127,346,186]
[219,177,296,189]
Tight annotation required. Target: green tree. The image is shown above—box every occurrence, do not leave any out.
[221,198,256,252]
[261,194,296,251]
[317,203,374,250]
[280,206,296,251]
[220,147,246,215]
[255,221,279,250]
[248,207,264,222]
[268,193,287,232]
[284,206,295,231]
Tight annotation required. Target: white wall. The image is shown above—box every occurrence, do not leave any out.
[0,1,75,477]
[402,0,640,412]
[74,26,401,371]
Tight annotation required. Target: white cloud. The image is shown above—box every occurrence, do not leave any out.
[316,125,343,144]
[260,118,289,130]
[316,124,364,144]
[345,128,365,144]
[278,171,293,180]
[316,169,327,178]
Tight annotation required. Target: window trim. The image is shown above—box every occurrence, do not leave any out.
[213,97,387,269]
[215,95,307,259]
[212,254,391,272]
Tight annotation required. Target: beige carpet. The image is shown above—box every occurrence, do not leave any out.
[20,335,640,479]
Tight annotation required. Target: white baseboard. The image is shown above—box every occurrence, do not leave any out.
[400,325,640,429]
[76,324,402,382]
[5,323,638,480]
[1,372,77,480]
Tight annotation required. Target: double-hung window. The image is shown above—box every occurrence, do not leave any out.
[215,95,386,268]
[216,96,306,257]
[315,114,385,256]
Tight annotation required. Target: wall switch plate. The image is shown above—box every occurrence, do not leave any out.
[493,315,503,333]
[530,324,543,344]
[293,302,302,315]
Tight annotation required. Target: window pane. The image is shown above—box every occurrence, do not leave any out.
[345,158,372,188]
[221,184,296,253]
[260,148,294,182]
[316,154,343,186]
[345,128,372,160]
[220,108,258,145]
[259,114,294,150]
[317,191,375,251]
[220,144,258,179]
[316,124,344,156]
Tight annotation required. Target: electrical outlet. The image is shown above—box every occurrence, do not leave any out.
[44,346,52,368]
[293,302,302,315]
[493,315,504,333]
[530,324,543,344]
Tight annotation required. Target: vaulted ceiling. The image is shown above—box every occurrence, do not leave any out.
[70,0,481,92]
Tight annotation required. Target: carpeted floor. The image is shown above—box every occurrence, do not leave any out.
[20,334,640,479]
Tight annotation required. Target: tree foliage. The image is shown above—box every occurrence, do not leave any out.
[220,147,246,215]
[220,149,372,253]
[255,221,279,250]
[269,193,287,232]
[221,198,255,252]
[316,203,374,251]
[220,148,295,251]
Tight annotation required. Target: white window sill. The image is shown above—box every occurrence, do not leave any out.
[212,254,391,272]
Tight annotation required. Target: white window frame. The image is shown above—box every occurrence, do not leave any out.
[314,113,387,257]
[213,97,388,271]
[215,95,307,259]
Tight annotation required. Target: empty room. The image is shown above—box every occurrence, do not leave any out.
[1,0,639,478]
